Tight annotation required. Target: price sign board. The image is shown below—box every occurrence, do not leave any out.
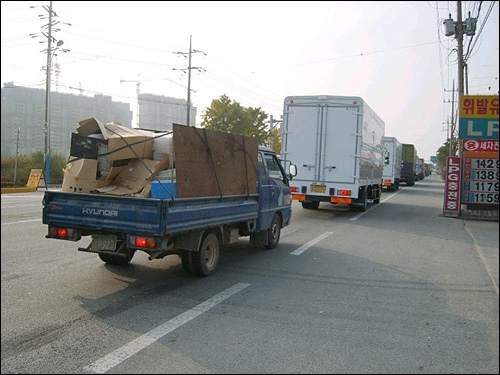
[462,154,499,205]
[26,169,43,188]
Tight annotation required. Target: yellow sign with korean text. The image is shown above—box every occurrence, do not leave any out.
[460,95,499,118]
[26,169,43,188]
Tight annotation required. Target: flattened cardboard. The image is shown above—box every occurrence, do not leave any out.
[95,165,128,188]
[61,156,98,194]
[76,118,153,161]
[173,124,258,198]
[99,157,169,196]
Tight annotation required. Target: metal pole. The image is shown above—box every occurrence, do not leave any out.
[187,35,192,126]
[14,127,20,183]
[456,1,464,95]
[269,115,274,150]
[44,0,53,185]
[450,80,455,156]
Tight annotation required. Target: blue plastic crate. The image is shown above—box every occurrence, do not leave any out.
[151,180,177,199]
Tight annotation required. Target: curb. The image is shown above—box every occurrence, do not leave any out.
[1,187,37,194]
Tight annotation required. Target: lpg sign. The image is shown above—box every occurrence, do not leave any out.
[458,95,499,140]
[444,157,461,214]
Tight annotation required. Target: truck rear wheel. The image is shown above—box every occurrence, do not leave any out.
[265,214,281,249]
[190,232,220,276]
[181,251,193,274]
[98,241,135,265]
[350,189,367,212]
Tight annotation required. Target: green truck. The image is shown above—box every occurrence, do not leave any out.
[400,144,418,186]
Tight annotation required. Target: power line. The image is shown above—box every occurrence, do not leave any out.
[251,41,440,73]
[464,1,496,62]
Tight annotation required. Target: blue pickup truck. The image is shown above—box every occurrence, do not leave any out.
[43,146,294,276]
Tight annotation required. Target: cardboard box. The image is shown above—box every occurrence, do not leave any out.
[76,118,154,161]
[97,157,169,196]
[61,156,98,193]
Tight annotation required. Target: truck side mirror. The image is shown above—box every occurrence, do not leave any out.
[288,164,297,180]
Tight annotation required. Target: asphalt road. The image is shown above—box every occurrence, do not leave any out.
[1,174,498,374]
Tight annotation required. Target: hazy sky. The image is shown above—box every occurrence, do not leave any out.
[1,1,499,160]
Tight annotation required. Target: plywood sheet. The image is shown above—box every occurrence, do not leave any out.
[173,124,258,198]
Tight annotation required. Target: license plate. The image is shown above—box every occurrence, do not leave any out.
[90,235,117,251]
[310,185,326,193]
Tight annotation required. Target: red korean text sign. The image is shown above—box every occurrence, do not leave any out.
[444,157,461,213]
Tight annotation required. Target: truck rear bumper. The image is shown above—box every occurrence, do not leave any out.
[292,194,352,204]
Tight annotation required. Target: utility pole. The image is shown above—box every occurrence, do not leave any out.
[456,1,464,96]
[38,1,68,184]
[269,115,282,151]
[14,126,20,183]
[443,1,477,157]
[174,35,205,126]
[43,0,53,185]
[450,80,455,156]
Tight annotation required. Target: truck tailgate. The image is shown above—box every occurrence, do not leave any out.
[43,191,261,237]
[43,191,165,236]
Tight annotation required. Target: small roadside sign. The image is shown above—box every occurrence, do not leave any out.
[443,157,461,215]
[26,169,43,188]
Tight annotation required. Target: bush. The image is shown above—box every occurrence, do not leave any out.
[1,151,67,186]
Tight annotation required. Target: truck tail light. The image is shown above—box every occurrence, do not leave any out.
[48,226,80,240]
[290,186,298,192]
[130,236,157,249]
[339,190,351,196]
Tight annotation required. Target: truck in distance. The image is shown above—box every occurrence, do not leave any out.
[382,136,402,191]
[400,143,418,186]
[281,95,385,212]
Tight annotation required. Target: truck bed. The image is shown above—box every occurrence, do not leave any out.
[43,191,260,237]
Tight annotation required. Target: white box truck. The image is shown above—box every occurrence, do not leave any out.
[382,136,402,191]
[281,95,385,212]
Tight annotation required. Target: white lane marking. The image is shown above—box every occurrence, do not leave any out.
[1,204,41,209]
[464,223,499,296]
[290,232,333,256]
[350,187,405,221]
[1,218,42,226]
[84,283,251,374]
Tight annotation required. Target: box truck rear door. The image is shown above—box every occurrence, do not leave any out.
[321,105,358,183]
[284,105,321,183]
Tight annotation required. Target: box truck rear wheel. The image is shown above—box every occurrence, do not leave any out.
[350,189,367,212]
[265,214,281,249]
[190,232,220,276]
[301,201,320,209]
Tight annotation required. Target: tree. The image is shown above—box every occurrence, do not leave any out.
[436,137,458,173]
[201,94,270,144]
[269,126,282,155]
[1,151,67,186]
